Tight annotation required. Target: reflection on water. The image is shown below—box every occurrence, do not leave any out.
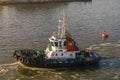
[1,6,10,27]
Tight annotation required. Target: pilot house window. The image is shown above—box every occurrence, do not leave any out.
[64,41,66,46]
[59,41,62,48]
[55,42,58,47]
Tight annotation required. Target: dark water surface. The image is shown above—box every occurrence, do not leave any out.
[0,0,120,80]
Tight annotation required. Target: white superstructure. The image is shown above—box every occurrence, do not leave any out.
[45,9,80,59]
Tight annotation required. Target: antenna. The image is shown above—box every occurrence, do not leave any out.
[58,8,66,39]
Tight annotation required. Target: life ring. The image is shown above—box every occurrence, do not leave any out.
[24,58,30,64]
[19,57,24,63]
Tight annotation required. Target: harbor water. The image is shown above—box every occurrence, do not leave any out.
[0,0,120,80]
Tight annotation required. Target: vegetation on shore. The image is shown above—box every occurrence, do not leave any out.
[0,0,91,4]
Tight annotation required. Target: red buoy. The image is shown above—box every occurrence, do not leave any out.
[102,30,108,39]
[102,30,108,42]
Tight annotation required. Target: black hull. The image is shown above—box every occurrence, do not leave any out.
[13,49,101,68]
[17,60,99,68]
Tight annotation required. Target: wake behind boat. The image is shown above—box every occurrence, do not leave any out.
[13,10,101,68]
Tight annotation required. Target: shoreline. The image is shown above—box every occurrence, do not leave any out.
[0,0,92,4]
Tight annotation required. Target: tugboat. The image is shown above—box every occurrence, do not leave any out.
[13,10,101,68]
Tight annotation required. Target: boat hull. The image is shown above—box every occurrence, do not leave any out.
[13,49,101,68]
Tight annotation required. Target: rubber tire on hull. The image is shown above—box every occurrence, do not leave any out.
[24,58,30,65]
[13,55,18,61]
[19,57,24,63]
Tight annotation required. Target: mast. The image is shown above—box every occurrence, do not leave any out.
[58,8,66,39]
